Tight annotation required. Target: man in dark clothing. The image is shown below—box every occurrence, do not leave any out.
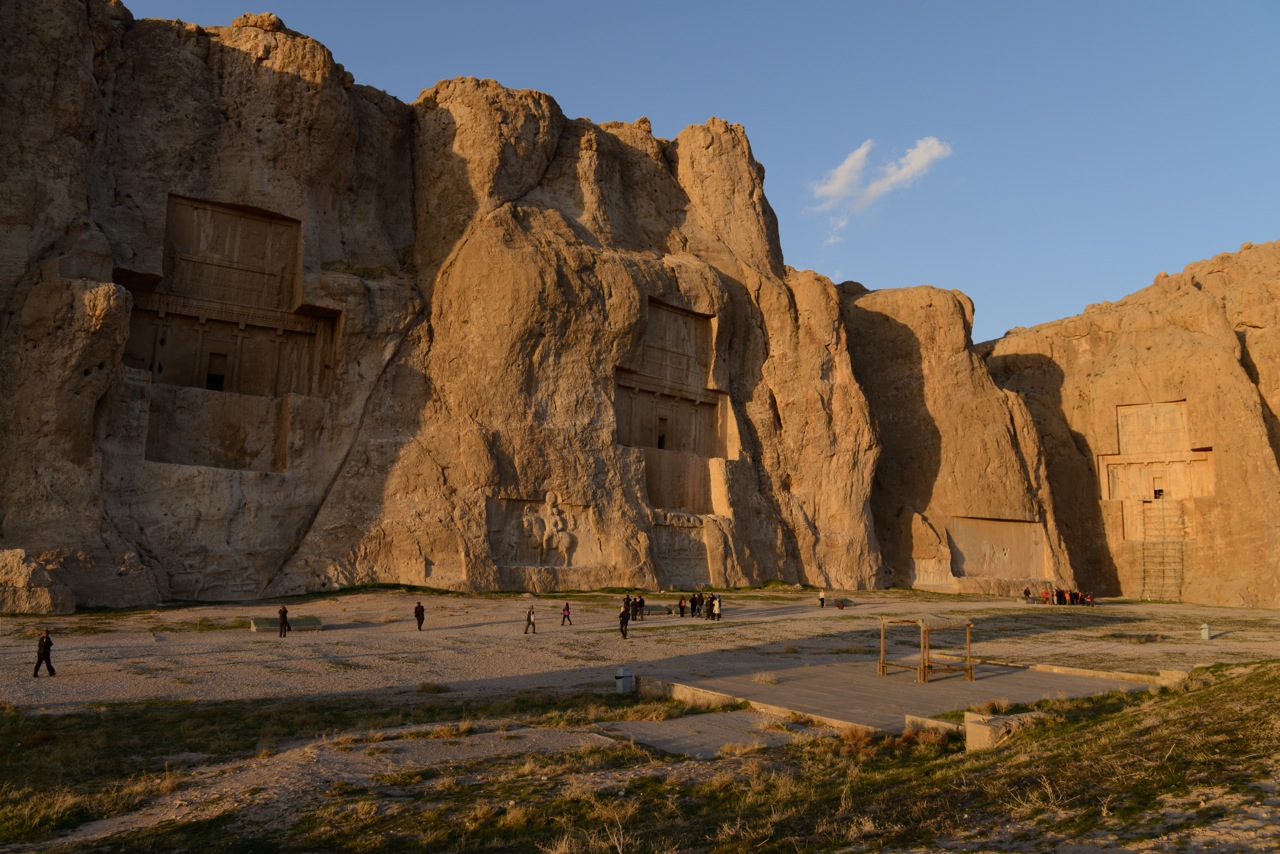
[414,601,425,631]
[619,605,630,639]
[33,629,55,677]
[278,605,290,638]
[637,594,645,620]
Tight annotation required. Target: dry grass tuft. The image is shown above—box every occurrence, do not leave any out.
[751,671,778,685]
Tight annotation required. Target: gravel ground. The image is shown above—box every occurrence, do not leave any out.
[3,588,1277,711]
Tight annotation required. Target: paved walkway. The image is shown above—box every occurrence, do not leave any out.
[643,658,1151,738]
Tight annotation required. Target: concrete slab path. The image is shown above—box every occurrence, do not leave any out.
[651,659,1151,734]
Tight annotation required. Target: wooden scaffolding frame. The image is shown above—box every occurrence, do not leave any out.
[877,615,975,683]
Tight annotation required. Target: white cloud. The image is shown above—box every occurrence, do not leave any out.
[857,136,952,211]
[811,140,873,212]
[809,136,952,240]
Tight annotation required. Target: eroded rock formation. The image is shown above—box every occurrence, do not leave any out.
[2,0,1277,612]
[1,1,889,609]
[985,242,1280,608]
[842,285,1071,595]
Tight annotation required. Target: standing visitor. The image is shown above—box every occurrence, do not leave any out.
[278,605,290,638]
[713,595,722,621]
[524,605,537,634]
[33,629,55,677]
[414,601,425,631]
[818,589,825,608]
[679,597,687,618]
[619,605,630,639]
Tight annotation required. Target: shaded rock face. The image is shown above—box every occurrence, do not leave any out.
[0,1,886,606]
[841,286,1071,596]
[985,242,1280,608]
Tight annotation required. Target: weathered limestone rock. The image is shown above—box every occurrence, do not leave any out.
[277,83,881,595]
[841,285,1070,595]
[0,550,76,615]
[1,1,883,608]
[985,242,1280,607]
[5,0,1277,611]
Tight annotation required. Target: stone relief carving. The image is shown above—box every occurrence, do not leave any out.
[651,514,712,588]
[487,493,604,567]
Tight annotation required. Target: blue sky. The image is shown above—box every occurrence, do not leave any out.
[127,2,1280,342]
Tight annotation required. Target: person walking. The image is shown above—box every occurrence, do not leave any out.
[524,605,537,634]
[678,596,687,618]
[414,601,425,631]
[278,605,290,638]
[618,604,630,639]
[818,589,825,608]
[561,602,572,626]
[33,629,55,677]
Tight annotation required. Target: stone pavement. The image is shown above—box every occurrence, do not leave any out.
[679,660,1151,731]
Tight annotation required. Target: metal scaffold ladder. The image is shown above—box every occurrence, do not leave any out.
[1140,499,1185,601]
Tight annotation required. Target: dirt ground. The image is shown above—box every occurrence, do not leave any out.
[3,588,1279,851]
[6,588,1276,711]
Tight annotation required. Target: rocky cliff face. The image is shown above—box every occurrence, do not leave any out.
[3,0,1275,613]
[842,285,1071,596]
[0,1,892,609]
[985,242,1280,608]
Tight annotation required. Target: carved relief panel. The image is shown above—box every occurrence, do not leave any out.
[486,493,606,568]
[651,517,712,589]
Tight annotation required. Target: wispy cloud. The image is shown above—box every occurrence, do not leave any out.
[809,137,952,241]
[811,140,873,212]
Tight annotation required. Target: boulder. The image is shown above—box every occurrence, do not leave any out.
[0,550,75,615]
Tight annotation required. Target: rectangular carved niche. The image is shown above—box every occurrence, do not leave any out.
[946,517,1046,579]
[615,300,733,514]
[122,196,338,400]
[486,494,605,568]
[119,197,341,472]
[1098,402,1213,541]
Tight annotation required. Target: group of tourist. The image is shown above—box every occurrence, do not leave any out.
[1025,586,1094,606]
[676,592,722,621]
